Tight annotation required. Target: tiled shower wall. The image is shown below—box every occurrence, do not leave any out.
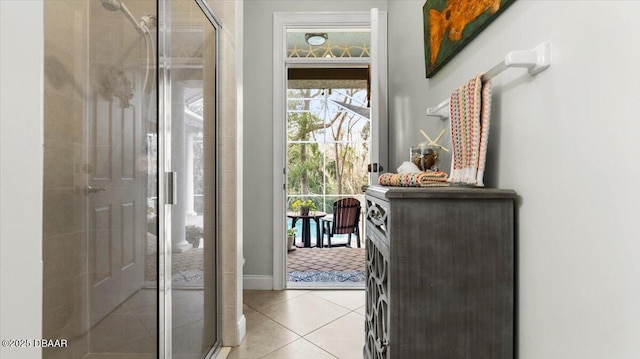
[205,0,241,347]
[42,1,90,357]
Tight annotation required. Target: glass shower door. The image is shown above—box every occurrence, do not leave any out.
[160,0,219,357]
[43,0,219,357]
[43,0,158,357]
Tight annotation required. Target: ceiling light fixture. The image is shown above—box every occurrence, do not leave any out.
[305,33,328,46]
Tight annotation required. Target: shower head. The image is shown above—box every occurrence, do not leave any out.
[101,0,121,12]
[100,0,147,34]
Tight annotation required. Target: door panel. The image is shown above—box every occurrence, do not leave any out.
[89,92,145,326]
[94,100,113,179]
[92,204,112,286]
[121,202,135,268]
[122,107,136,180]
[369,8,388,184]
[165,0,219,357]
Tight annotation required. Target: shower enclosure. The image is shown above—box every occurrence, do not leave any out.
[42,0,220,357]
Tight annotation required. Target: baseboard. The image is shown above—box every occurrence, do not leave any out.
[243,275,273,290]
[237,314,246,344]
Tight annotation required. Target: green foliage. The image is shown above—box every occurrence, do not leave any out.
[287,228,297,237]
[287,142,326,195]
[291,198,317,212]
[361,121,370,142]
[192,132,205,215]
[286,91,333,197]
[193,132,204,194]
[185,225,203,247]
[286,88,370,210]
[287,112,324,141]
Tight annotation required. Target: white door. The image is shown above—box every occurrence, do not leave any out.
[369,8,388,184]
[88,89,145,326]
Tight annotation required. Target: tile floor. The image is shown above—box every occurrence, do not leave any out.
[81,289,158,359]
[228,289,366,359]
[81,288,211,359]
[143,233,368,358]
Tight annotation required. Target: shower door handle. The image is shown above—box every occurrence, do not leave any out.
[165,171,177,205]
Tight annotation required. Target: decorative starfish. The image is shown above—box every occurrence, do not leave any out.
[306,44,322,58]
[289,43,302,57]
[360,43,370,57]
[339,41,351,57]
[287,41,370,58]
[420,129,450,152]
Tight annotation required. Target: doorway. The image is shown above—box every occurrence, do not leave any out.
[285,68,370,288]
[272,10,388,290]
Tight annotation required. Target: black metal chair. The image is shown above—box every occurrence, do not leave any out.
[320,198,361,248]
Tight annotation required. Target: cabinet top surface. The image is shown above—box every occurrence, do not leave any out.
[366,185,517,200]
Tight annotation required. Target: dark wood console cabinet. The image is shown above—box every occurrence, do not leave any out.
[363,186,517,359]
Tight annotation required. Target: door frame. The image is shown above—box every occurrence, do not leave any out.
[272,11,387,290]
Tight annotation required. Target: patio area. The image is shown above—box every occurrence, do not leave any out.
[287,246,365,272]
[145,233,204,287]
[145,232,366,288]
[286,239,366,288]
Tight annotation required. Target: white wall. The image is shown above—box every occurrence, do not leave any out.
[243,0,387,278]
[0,1,43,359]
[4,0,632,356]
[388,1,640,358]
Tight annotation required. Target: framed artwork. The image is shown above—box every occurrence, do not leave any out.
[423,0,516,78]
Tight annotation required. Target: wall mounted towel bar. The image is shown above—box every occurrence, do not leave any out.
[426,41,551,119]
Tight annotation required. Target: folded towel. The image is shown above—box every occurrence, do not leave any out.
[476,79,492,186]
[378,172,449,187]
[448,74,492,186]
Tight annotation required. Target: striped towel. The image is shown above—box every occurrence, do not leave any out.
[378,172,449,187]
[448,74,492,186]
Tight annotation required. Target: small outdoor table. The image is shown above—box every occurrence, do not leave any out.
[286,211,327,248]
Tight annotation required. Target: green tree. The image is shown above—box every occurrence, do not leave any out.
[286,87,369,210]
[325,89,369,195]
[287,89,338,196]
[287,140,325,195]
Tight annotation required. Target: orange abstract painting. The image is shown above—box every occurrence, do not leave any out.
[423,0,516,78]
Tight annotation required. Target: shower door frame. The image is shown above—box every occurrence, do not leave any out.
[158,0,222,357]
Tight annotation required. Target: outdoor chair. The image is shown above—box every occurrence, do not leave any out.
[320,197,361,248]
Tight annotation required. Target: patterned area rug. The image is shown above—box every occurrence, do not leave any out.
[287,270,365,288]
[287,270,365,283]
[172,270,204,284]
[286,246,366,288]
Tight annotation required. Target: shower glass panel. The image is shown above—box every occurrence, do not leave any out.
[43,0,219,357]
[43,0,158,357]
[167,0,219,357]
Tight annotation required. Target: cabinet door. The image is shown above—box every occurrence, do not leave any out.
[364,236,390,359]
[390,198,514,358]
